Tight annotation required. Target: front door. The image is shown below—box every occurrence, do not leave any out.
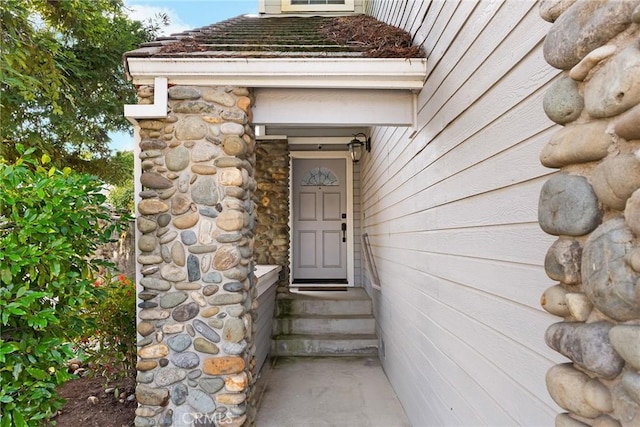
[292,158,347,284]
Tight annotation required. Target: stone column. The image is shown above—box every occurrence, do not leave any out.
[254,139,291,293]
[133,84,256,427]
[538,2,640,426]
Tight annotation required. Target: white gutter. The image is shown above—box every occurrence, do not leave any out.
[125,57,427,90]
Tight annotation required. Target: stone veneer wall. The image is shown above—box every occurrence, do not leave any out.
[253,140,290,292]
[133,84,257,427]
[538,1,640,426]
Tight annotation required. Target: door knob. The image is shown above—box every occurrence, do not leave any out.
[341,223,347,242]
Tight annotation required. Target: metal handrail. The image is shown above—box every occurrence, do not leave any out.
[361,232,381,290]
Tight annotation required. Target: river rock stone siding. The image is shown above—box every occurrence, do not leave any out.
[254,139,290,292]
[134,84,256,427]
[538,1,640,426]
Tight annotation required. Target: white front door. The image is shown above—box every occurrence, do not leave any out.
[292,158,348,284]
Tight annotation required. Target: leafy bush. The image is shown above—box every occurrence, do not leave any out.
[106,151,134,214]
[107,178,135,214]
[77,272,137,381]
[0,147,125,426]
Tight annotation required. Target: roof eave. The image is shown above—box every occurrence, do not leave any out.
[125,57,427,90]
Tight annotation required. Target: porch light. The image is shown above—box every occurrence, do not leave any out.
[347,133,371,163]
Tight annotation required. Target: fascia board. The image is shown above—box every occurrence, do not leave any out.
[126,57,426,90]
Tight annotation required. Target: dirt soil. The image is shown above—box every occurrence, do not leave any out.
[50,375,136,427]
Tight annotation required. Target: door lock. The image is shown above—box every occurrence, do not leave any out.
[341,223,347,242]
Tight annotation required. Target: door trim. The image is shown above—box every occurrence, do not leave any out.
[289,151,354,287]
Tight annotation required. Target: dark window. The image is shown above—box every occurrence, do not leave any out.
[291,0,346,4]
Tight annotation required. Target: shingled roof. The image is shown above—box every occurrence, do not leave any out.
[125,14,424,59]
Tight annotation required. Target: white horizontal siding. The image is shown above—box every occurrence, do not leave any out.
[255,281,277,373]
[363,1,564,425]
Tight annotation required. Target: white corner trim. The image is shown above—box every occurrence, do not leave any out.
[408,92,418,139]
[123,77,168,119]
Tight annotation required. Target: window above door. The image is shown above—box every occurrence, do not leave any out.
[281,0,355,12]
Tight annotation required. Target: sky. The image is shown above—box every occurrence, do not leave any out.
[111,1,258,151]
[125,0,258,35]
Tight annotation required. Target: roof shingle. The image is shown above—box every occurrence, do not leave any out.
[125,14,424,59]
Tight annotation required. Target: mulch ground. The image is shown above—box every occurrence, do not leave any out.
[50,375,136,427]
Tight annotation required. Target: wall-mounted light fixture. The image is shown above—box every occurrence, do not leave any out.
[347,133,371,163]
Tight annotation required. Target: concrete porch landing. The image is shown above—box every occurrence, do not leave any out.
[254,357,411,426]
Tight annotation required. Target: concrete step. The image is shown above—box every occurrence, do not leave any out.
[277,291,373,316]
[274,315,376,335]
[272,334,378,357]
[272,289,378,357]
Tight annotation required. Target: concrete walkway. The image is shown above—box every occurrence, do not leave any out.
[254,357,411,427]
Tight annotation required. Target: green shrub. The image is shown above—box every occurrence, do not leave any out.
[0,147,125,426]
[77,272,137,382]
[107,178,134,214]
